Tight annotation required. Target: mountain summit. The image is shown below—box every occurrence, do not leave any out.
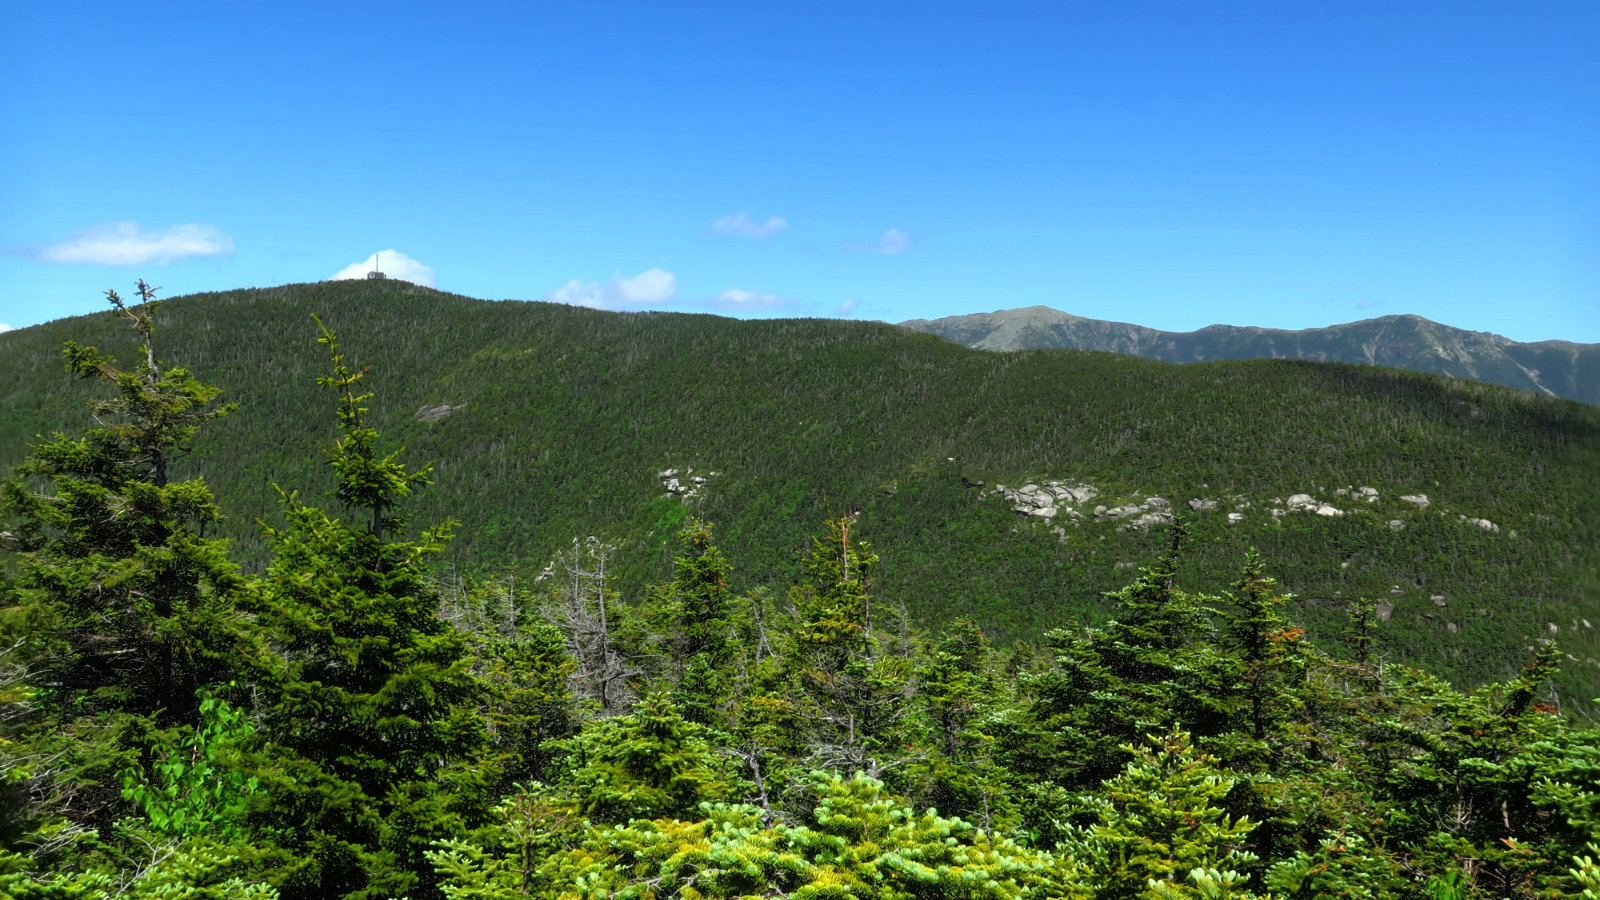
[900,307,1599,406]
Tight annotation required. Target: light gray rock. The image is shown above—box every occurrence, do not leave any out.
[1376,601,1394,621]
[1227,512,1245,524]
[1315,505,1343,517]
[1287,493,1316,509]
[1189,498,1219,511]
[1400,493,1430,508]
[1121,511,1174,531]
[414,403,462,423]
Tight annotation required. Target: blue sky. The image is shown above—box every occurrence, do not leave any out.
[3,1,1595,342]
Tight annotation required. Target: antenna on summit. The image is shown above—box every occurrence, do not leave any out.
[366,251,387,280]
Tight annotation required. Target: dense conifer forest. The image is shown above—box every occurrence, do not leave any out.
[2,281,1597,694]
[1,284,1598,897]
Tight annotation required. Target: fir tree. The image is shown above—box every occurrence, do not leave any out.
[788,514,915,778]
[246,320,486,900]
[555,691,737,824]
[0,283,254,850]
[1018,525,1236,788]
[2,283,248,728]
[1084,729,1259,900]
[1218,550,1309,773]
[659,520,736,725]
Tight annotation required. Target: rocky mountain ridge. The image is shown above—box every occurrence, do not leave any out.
[900,306,1599,406]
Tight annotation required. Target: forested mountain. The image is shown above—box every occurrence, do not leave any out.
[1,281,1596,695]
[900,306,1600,406]
[2,281,1598,899]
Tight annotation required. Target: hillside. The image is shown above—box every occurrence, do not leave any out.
[900,306,1600,406]
[2,280,1598,694]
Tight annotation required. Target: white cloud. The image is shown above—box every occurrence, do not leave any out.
[878,228,910,255]
[545,268,679,310]
[711,211,788,238]
[35,222,233,266]
[330,250,437,288]
[833,297,859,317]
[0,323,13,334]
[712,288,790,312]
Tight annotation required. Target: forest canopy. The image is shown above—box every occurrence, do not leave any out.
[1,286,1597,899]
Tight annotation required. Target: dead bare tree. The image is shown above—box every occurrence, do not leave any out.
[539,537,635,716]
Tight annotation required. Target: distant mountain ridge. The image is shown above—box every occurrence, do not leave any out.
[899,307,1600,406]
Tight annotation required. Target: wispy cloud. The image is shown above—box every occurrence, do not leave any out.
[330,250,437,287]
[545,268,679,310]
[877,228,910,255]
[33,222,233,266]
[0,323,13,334]
[833,297,859,317]
[711,211,788,238]
[712,288,792,312]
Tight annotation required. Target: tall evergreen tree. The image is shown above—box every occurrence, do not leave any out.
[788,514,914,778]
[1015,524,1237,788]
[1220,551,1308,762]
[0,283,253,845]
[246,320,486,900]
[2,283,248,727]
[657,519,736,725]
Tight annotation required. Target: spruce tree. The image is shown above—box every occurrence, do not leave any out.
[247,320,485,900]
[788,514,914,778]
[1220,551,1308,763]
[555,691,737,824]
[1018,525,1236,788]
[659,520,736,725]
[2,283,248,727]
[1084,729,1258,900]
[0,283,253,844]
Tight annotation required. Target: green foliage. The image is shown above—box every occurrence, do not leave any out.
[1,284,250,729]
[5,280,1596,694]
[435,774,1072,899]
[1015,530,1240,788]
[788,515,918,778]
[553,692,738,824]
[1076,729,1258,900]
[7,287,1600,898]
[120,695,258,842]
[653,519,737,725]
[0,836,278,899]
[244,322,487,900]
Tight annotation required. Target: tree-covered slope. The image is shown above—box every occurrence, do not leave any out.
[901,305,1600,406]
[2,280,1597,692]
